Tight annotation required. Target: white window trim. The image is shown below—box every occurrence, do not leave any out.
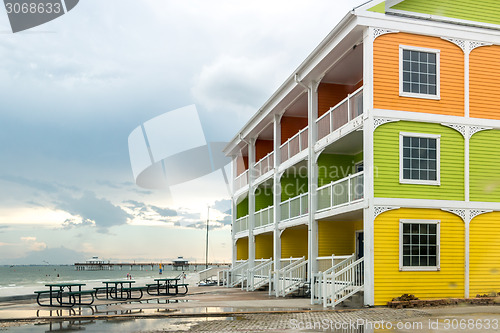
[399,219,440,272]
[399,132,441,186]
[399,45,440,100]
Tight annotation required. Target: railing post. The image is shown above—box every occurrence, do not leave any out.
[347,92,352,122]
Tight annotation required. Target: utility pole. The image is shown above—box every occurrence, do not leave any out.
[205,206,209,269]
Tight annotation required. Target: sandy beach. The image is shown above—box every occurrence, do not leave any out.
[1,286,500,332]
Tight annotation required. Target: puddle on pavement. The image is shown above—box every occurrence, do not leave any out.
[4,317,235,332]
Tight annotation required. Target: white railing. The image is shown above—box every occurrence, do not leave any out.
[275,256,307,297]
[234,215,249,233]
[254,206,274,228]
[234,170,249,192]
[280,126,308,163]
[317,171,364,212]
[227,260,249,288]
[317,87,363,140]
[254,151,274,179]
[199,266,225,284]
[311,254,355,304]
[280,192,308,222]
[323,257,364,308]
[246,258,273,291]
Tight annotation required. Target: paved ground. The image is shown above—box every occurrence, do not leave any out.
[1,287,500,332]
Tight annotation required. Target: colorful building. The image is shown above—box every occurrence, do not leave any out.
[223,0,500,307]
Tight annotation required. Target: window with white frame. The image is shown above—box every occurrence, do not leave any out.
[400,132,440,185]
[400,46,440,99]
[400,219,440,271]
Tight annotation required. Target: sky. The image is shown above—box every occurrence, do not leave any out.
[0,0,369,265]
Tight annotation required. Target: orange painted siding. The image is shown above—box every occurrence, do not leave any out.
[470,45,500,120]
[281,116,307,144]
[255,139,273,161]
[373,32,464,117]
[318,82,363,117]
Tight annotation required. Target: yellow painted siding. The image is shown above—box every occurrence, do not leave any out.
[281,226,308,259]
[255,233,273,259]
[470,212,500,296]
[374,208,464,305]
[236,238,248,261]
[373,33,464,117]
[470,45,500,120]
[318,220,363,256]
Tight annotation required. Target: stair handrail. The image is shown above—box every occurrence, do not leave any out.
[323,257,364,308]
[226,260,249,288]
[276,256,307,297]
[247,258,273,291]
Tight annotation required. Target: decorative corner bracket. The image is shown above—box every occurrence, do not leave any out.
[469,126,491,139]
[373,118,398,131]
[441,208,467,223]
[373,28,399,40]
[374,206,400,219]
[441,123,466,139]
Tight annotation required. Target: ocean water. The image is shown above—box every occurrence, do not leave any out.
[0,265,201,298]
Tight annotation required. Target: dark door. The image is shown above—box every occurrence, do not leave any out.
[356,232,364,259]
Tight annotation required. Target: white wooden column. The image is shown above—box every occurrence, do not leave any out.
[363,26,375,306]
[248,139,256,268]
[273,114,282,295]
[307,81,319,279]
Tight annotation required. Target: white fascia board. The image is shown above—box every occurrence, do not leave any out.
[357,12,500,44]
[374,198,500,211]
[223,12,358,156]
[355,0,385,12]
[372,108,500,129]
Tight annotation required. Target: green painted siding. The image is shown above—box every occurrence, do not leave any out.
[368,1,386,13]
[392,0,500,26]
[318,152,363,187]
[374,121,464,200]
[255,185,273,211]
[470,130,500,202]
[281,174,308,201]
[237,197,248,219]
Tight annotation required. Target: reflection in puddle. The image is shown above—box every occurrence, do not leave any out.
[7,317,233,332]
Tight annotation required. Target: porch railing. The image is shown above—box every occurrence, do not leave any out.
[246,258,273,291]
[317,87,363,140]
[228,260,249,288]
[234,215,249,233]
[234,170,249,192]
[322,257,364,308]
[254,206,274,228]
[311,254,355,304]
[254,151,274,179]
[275,256,307,297]
[280,192,308,222]
[317,171,364,212]
[280,126,308,163]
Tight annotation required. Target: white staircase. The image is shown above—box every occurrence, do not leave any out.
[221,260,249,288]
[246,258,273,291]
[311,254,364,308]
[199,266,224,284]
[275,257,307,297]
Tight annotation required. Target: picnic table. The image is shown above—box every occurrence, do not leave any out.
[96,280,143,300]
[146,278,188,296]
[35,283,94,307]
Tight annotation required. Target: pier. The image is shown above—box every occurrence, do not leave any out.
[74,262,230,271]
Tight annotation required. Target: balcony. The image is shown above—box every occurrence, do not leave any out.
[317,87,363,140]
[234,215,249,233]
[254,152,274,179]
[234,170,249,192]
[280,192,308,222]
[280,126,308,163]
[254,206,274,228]
[317,171,364,212]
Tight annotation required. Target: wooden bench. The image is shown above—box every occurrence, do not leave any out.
[67,290,95,306]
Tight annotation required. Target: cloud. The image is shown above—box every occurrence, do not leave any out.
[212,199,231,215]
[62,218,95,229]
[150,206,177,217]
[56,191,132,229]
[0,175,59,193]
[20,236,47,251]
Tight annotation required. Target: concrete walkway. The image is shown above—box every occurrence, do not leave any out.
[1,286,500,332]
